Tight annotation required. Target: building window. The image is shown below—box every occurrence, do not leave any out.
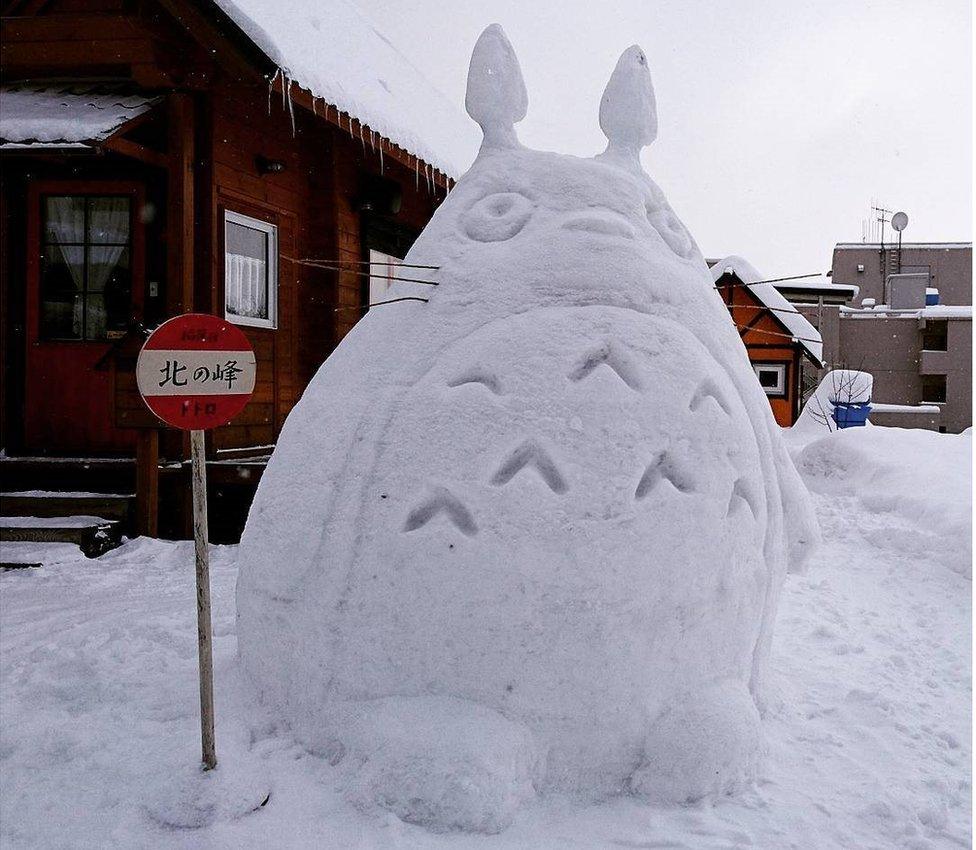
[224,210,277,329]
[367,248,403,307]
[40,195,131,341]
[921,320,948,351]
[753,362,787,397]
[921,374,947,404]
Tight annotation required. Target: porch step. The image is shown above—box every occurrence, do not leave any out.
[0,491,134,523]
[0,456,135,494]
[0,516,123,558]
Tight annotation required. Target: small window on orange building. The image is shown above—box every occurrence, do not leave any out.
[753,363,787,397]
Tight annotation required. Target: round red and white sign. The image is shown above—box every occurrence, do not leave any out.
[136,314,256,431]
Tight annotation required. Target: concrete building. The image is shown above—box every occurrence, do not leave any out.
[832,242,972,307]
[777,243,972,433]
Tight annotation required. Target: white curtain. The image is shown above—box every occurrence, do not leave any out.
[225,253,268,318]
[45,197,85,336]
[86,198,129,337]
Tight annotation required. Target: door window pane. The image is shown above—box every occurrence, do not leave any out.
[40,294,83,340]
[43,196,85,244]
[87,197,130,244]
[87,246,130,292]
[41,246,84,294]
[39,194,132,341]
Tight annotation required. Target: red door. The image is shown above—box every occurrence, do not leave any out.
[24,182,145,455]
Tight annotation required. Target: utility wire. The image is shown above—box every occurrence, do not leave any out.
[732,322,824,347]
[333,296,429,313]
[290,257,440,271]
[713,272,826,290]
[288,258,439,287]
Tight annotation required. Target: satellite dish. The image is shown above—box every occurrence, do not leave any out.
[891,211,909,232]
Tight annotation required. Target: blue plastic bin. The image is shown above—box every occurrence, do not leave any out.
[832,401,872,428]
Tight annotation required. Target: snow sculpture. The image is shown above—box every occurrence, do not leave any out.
[237,24,818,833]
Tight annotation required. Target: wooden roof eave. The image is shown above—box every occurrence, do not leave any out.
[159,0,455,191]
[269,76,455,192]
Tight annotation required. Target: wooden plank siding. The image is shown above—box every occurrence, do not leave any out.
[718,278,802,427]
[1,0,449,460]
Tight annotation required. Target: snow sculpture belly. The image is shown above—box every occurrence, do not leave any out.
[236,26,818,833]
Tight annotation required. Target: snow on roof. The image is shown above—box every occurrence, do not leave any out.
[0,83,160,147]
[711,255,824,365]
[840,304,972,319]
[834,242,972,250]
[212,0,480,178]
[773,276,859,295]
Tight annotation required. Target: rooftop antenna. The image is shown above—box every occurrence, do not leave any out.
[891,210,909,276]
[871,203,893,280]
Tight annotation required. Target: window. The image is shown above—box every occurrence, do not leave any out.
[921,320,948,352]
[753,363,787,397]
[224,210,277,329]
[921,374,947,404]
[40,195,131,340]
[367,248,403,307]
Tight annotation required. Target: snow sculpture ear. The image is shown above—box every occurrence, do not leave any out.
[599,45,657,164]
[465,24,528,150]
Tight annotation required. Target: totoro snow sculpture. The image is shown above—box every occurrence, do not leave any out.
[237,24,819,834]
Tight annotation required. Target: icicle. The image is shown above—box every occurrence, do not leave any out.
[379,143,384,174]
[415,157,419,190]
[311,97,317,117]
[359,123,366,155]
[368,131,376,155]
[268,68,281,116]
[281,70,288,112]
[286,78,296,136]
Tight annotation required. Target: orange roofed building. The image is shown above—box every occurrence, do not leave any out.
[709,256,824,427]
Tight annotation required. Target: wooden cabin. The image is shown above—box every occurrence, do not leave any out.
[709,256,824,427]
[0,0,474,542]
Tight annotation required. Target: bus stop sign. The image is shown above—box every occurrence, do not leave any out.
[136,314,256,431]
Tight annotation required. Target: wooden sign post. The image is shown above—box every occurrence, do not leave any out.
[136,314,256,771]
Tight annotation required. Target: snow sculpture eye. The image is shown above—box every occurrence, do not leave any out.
[462,192,534,242]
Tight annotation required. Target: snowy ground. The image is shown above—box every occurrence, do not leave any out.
[1,426,970,849]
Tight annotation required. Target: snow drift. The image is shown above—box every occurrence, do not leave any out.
[236,25,819,833]
[796,426,971,578]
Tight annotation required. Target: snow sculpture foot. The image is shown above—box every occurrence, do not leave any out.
[338,696,541,834]
[630,679,762,803]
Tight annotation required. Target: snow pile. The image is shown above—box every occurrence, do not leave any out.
[796,426,972,578]
[213,0,479,176]
[236,25,818,833]
[793,369,874,435]
[710,255,824,365]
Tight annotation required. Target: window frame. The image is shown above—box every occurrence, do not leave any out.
[753,362,788,398]
[38,193,134,342]
[223,209,279,330]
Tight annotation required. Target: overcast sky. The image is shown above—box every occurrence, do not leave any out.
[357,0,971,277]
